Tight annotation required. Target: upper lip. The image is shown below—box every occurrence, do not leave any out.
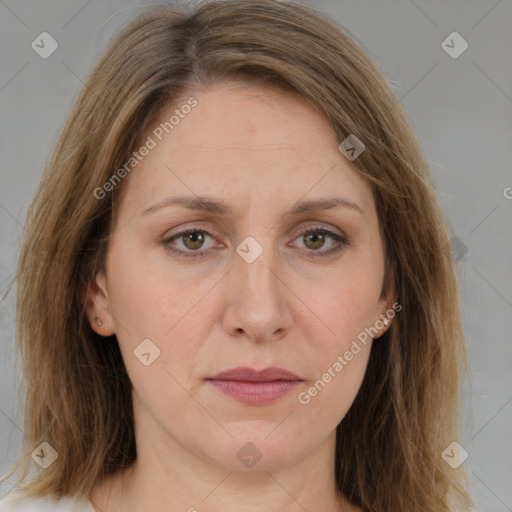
[209,366,303,382]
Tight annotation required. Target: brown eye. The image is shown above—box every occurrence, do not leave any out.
[291,228,349,259]
[181,231,206,250]
[163,228,217,258]
[303,231,326,250]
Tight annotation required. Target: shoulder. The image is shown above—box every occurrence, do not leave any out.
[0,491,93,512]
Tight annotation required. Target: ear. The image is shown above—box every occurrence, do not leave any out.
[373,258,400,339]
[82,271,116,336]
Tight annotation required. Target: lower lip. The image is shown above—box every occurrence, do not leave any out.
[208,379,302,405]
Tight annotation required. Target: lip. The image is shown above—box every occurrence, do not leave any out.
[207,366,304,405]
[210,366,302,382]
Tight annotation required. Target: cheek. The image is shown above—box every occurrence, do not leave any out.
[106,246,210,379]
[295,276,376,422]
[333,283,380,342]
[304,267,382,345]
[293,258,382,403]
[107,242,192,336]
[295,338,371,433]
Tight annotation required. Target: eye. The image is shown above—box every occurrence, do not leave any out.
[162,225,350,260]
[290,227,349,258]
[162,227,218,258]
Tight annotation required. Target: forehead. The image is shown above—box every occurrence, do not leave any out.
[116,82,374,220]
[168,82,336,153]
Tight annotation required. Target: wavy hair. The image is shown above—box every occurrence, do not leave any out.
[1,1,473,511]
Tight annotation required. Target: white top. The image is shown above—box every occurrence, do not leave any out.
[0,492,95,512]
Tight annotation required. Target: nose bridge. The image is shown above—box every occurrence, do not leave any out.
[225,234,291,339]
[235,235,281,305]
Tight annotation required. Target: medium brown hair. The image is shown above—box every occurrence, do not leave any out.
[1,1,473,510]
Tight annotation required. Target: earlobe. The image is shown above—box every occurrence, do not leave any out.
[375,291,399,339]
[373,313,391,339]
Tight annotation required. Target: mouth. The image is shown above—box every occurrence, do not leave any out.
[207,366,304,405]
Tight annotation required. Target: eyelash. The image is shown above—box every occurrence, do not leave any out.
[162,225,350,260]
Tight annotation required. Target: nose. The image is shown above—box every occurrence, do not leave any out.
[222,239,294,343]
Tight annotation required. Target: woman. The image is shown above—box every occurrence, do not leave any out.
[0,0,474,511]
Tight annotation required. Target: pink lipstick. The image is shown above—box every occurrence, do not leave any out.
[207,366,303,405]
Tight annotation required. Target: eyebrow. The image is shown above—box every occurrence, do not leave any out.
[141,194,364,216]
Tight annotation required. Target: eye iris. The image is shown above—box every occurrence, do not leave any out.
[304,231,325,250]
[183,231,205,250]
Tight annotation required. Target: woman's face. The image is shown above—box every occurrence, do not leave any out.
[87,82,395,472]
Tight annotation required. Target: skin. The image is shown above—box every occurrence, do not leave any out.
[85,81,396,512]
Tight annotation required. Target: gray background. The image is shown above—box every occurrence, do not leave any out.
[1,0,511,510]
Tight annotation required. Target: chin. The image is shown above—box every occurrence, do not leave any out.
[198,429,311,472]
